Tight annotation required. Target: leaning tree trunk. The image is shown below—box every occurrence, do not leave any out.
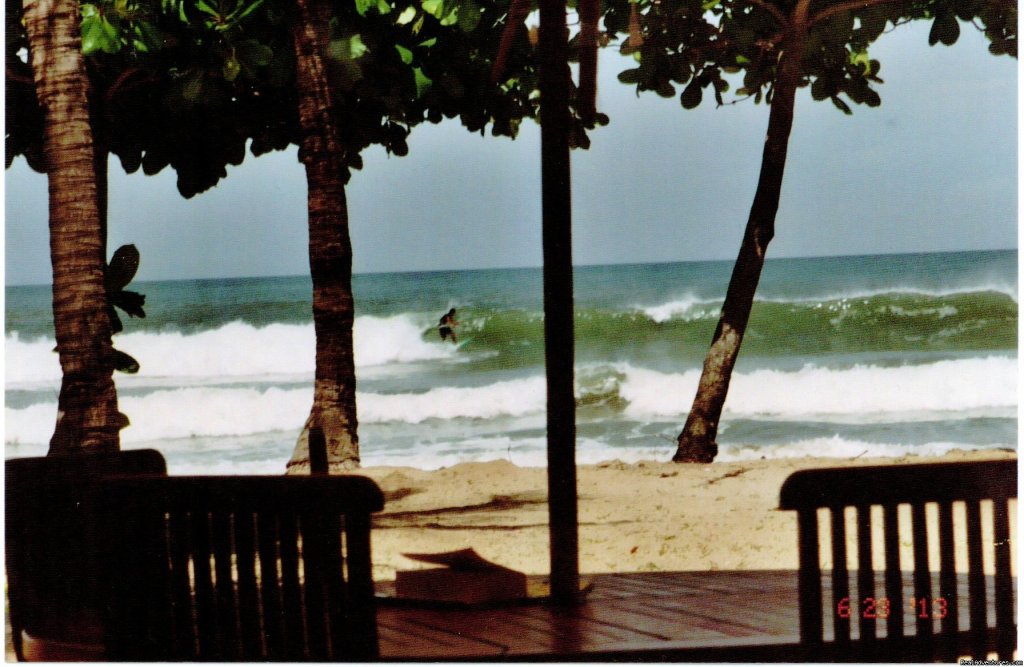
[24,0,124,454]
[285,0,361,473]
[673,27,805,463]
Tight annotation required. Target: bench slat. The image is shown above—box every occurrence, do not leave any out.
[882,503,904,642]
[994,496,1015,660]
[778,460,1016,661]
[233,511,262,660]
[830,507,850,645]
[910,502,933,645]
[855,505,876,646]
[965,498,987,658]
[97,475,384,661]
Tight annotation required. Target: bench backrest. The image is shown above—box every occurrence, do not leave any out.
[4,450,168,658]
[779,459,1017,661]
[95,474,385,661]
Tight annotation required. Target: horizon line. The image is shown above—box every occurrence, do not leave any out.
[5,246,1016,288]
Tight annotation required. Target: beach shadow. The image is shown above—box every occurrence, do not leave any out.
[374,491,633,531]
[384,487,421,503]
[377,492,547,521]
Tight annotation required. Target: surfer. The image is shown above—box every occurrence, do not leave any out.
[438,308,459,344]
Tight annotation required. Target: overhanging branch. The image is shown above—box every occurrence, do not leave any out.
[731,0,789,29]
[808,0,899,28]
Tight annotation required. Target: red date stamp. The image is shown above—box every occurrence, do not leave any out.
[837,597,949,619]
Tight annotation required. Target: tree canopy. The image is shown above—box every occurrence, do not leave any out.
[6,0,605,197]
[604,0,1014,113]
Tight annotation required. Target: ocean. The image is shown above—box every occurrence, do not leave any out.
[5,249,1017,474]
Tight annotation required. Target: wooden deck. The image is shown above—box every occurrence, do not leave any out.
[376,570,802,660]
[376,570,1017,661]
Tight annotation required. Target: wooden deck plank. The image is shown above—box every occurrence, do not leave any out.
[498,607,653,645]
[376,570,1017,660]
[586,574,666,597]
[378,609,509,656]
[378,570,795,660]
[653,591,799,636]
[601,598,747,639]
[452,609,635,654]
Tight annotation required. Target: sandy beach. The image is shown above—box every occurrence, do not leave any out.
[361,449,1018,582]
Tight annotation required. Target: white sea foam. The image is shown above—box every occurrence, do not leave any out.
[4,378,548,446]
[618,357,1017,421]
[358,377,547,424]
[7,356,1014,452]
[5,314,456,388]
[360,436,1007,470]
[2,428,1009,473]
[634,284,1018,324]
[355,315,458,365]
[758,283,1019,305]
[5,333,61,386]
[636,294,719,323]
[716,437,1005,462]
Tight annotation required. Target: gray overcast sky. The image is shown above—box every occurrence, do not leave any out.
[4,20,1017,285]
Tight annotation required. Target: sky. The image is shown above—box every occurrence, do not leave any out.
[4,20,1018,285]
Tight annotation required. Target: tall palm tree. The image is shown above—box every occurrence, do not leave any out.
[286,0,361,472]
[23,0,125,453]
[673,0,808,462]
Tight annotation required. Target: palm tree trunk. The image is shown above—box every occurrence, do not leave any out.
[286,0,361,473]
[673,27,804,463]
[24,0,123,454]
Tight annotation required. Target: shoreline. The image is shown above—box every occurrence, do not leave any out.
[358,449,1017,582]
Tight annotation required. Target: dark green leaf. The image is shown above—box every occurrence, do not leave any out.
[680,80,702,108]
[223,55,241,81]
[618,68,641,84]
[395,44,414,64]
[195,0,219,16]
[458,0,481,32]
[82,14,120,55]
[396,6,417,24]
[929,12,960,46]
[849,49,872,74]
[182,73,205,102]
[132,21,165,53]
[857,7,887,40]
[237,40,274,68]
[113,290,147,318]
[142,148,169,175]
[831,95,852,114]
[118,149,142,174]
[329,34,369,61]
[810,75,830,100]
[422,0,444,18]
[440,73,465,98]
[228,0,265,23]
[112,349,141,374]
[108,244,140,290]
[414,67,432,97]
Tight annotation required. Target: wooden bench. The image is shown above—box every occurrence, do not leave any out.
[779,459,1017,662]
[94,474,385,661]
[4,450,167,661]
